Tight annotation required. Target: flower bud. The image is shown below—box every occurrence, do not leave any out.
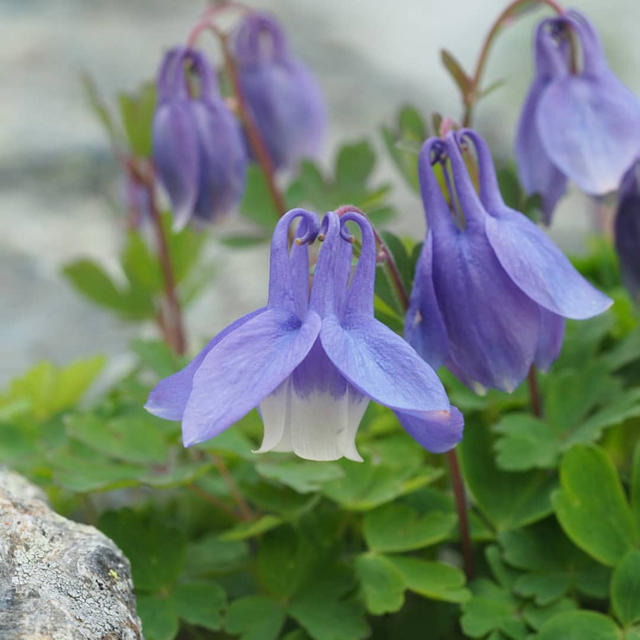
[153,47,247,230]
[231,13,326,171]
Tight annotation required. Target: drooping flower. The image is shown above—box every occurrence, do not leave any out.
[231,13,326,171]
[146,208,463,460]
[615,161,640,301]
[516,10,640,223]
[405,129,612,393]
[153,47,247,230]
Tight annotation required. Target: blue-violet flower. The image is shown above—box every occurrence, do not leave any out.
[146,208,463,460]
[153,47,247,230]
[615,161,640,301]
[405,129,612,393]
[231,13,326,171]
[516,10,640,223]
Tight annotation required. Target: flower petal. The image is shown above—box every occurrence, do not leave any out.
[430,224,541,392]
[182,307,321,446]
[536,73,640,195]
[320,313,449,413]
[615,192,640,301]
[515,77,568,223]
[145,307,266,421]
[395,406,464,454]
[404,231,449,369]
[191,99,247,223]
[485,207,612,318]
[535,307,565,371]
[152,100,199,230]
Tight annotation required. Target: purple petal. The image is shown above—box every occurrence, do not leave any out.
[615,191,640,301]
[536,73,640,195]
[404,232,449,369]
[145,307,266,421]
[320,313,450,414]
[515,77,568,224]
[182,307,321,446]
[395,406,464,454]
[535,307,565,371]
[191,99,247,223]
[152,101,199,230]
[485,207,612,318]
[430,223,541,392]
[267,209,319,317]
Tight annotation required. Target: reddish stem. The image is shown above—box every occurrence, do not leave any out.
[462,0,564,125]
[447,449,474,580]
[128,159,186,355]
[528,365,542,417]
[210,453,254,521]
[186,1,252,48]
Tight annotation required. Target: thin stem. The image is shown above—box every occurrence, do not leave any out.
[209,453,254,520]
[186,1,252,48]
[528,365,542,417]
[218,31,287,217]
[335,204,410,310]
[462,0,564,126]
[446,449,474,580]
[128,159,187,355]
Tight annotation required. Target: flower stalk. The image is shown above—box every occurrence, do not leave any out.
[462,0,564,126]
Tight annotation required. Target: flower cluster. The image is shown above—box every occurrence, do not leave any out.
[153,13,326,229]
[147,209,463,459]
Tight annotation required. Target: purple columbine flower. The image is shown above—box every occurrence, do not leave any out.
[146,208,462,460]
[405,129,612,393]
[231,13,326,171]
[153,47,247,230]
[516,9,640,223]
[615,161,640,301]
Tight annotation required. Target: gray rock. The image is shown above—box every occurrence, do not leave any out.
[0,469,143,640]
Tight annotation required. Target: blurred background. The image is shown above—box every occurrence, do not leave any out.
[2,0,639,383]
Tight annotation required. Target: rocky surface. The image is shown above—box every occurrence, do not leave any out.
[0,468,143,640]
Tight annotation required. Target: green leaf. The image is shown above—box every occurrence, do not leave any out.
[459,420,555,530]
[494,413,557,471]
[553,445,637,566]
[335,140,375,191]
[612,550,640,626]
[184,533,248,578]
[219,514,283,541]
[522,599,577,631]
[121,230,162,293]
[363,503,456,552]
[65,410,168,464]
[226,596,286,640]
[63,259,155,319]
[499,520,610,605]
[99,509,186,591]
[137,594,179,640]
[440,49,471,95]
[537,610,620,640]
[51,449,144,492]
[460,579,528,639]
[258,527,316,599]
[289,565,369,640]
[118,82,156,157]
[387,556,470,603]
[381,105,426,191]
[240,165,279,228]
[171,580,226,630]
[1,356,105,421]
[322,457,441,511]
[255,460,344,493]
[80,72,121,146]
[355,553,405,614]
[131,339,183,378]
